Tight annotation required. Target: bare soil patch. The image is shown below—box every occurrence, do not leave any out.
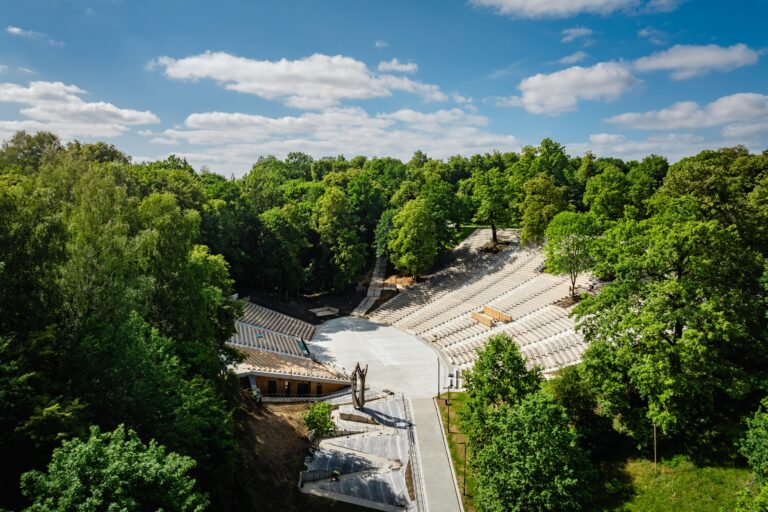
[235,392,366,511]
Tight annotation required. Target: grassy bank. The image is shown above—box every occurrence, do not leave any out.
[435,391,751,512]
[436,391,477,512]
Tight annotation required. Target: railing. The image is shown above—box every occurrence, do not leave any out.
[299,469,335,487]
[403,394,427,512]
[260,386,354,403]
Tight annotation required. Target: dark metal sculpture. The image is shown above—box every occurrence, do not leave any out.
[350,362,368,409]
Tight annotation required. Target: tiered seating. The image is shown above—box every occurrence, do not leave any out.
[229,321,307,358]
[405,251,542,337]
[368,229,518,325]
[368,228,592,376]
[241,302,315,340]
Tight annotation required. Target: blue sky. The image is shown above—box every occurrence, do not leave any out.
[1,0,767,175]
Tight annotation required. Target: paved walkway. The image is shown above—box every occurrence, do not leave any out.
[411,397,463,512]
[312,317,462,512]
[351,257,388,317]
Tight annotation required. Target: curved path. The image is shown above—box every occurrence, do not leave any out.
[311,317,462,512]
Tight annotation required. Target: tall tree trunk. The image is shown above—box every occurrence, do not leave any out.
[491,222,498,245]
[571,272,577,299]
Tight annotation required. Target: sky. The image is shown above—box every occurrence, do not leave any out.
[1,0,767,175]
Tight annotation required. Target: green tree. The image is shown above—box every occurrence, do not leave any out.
[575,198,768,442]
[0,130,62,174]
[374,208,397,258]
[388,198,438,277]
[544,211,597,299]
[257,205,309,297]
[469,167,511,244]
[742,398,768,484]
[304,402,335,440]
[520,174,568,246]
[21,424,208,512]
[583,165,629,221]
[314,186,367,289]
[461,334,542,448]
[738,398,768,512]
[474,392,593,512]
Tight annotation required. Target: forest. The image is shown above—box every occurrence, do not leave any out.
[1,129,767,511]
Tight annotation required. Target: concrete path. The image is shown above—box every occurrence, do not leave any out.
[312,317,461,512]
[351,257,388,317]
[411,397,463,512]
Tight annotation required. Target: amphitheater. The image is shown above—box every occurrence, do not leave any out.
[367,228,590,377]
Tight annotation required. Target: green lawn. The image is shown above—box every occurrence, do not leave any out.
[436,392,478,512]
[614,458,751,512]
[435,391,752,512]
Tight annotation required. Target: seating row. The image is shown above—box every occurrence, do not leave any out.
[241,302,316,340]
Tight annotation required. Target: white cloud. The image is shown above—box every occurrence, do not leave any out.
[488,61,524,79]
[500,61,638,115]
[17,67,35,74]
[634,44,759,79]
[644,0,684,12]
[0,80,159,140]
[6,26,42,38]
[638,26,666,45]
[6,25,64,46]
[605,93,768,137]
[452,92,474,103]
[149,51,447,109]
[558,51,589,65]
[375,40,389,48]
[492,96,523,107]
[561,27,593,43]
[721,122,768,139]
[468,0,679,18]
[140,107,518,173]
[567,132,746,162]
[377,58,418,73]
[0,65,7,74]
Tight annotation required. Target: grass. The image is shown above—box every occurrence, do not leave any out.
[434,391,752,512]
[436,391,478,512]
[613,458,751,512]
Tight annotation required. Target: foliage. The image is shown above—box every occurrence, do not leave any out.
[583,165,629,221]
[3,128,768,511]
[473,392,593,512]
[520,173,568,245]
[388,198,438,277]
[373,208,396,258]
[313,186,367,289]
[467,167,511,243]
[461,334,542,448]
[742,398,768,484]
[544,211,598,298]
[575,195,768,443]
[21,424,208,512]
[304,402,335,439]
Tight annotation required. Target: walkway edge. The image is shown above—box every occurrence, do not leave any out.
[433,398,465,512]
[406,397,429,512]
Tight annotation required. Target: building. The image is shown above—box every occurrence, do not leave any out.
[228,302,349,398]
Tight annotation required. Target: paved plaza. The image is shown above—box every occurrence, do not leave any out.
[311,317,462,512]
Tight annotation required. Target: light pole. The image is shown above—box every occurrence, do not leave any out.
[458,441,467,497]
[444,375,454,433]
[437,356,441,399]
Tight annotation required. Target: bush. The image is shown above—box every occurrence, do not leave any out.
[304,402,335,439]
[21,424,208,512]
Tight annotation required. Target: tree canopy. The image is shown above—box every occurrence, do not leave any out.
[21,424,208,512]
